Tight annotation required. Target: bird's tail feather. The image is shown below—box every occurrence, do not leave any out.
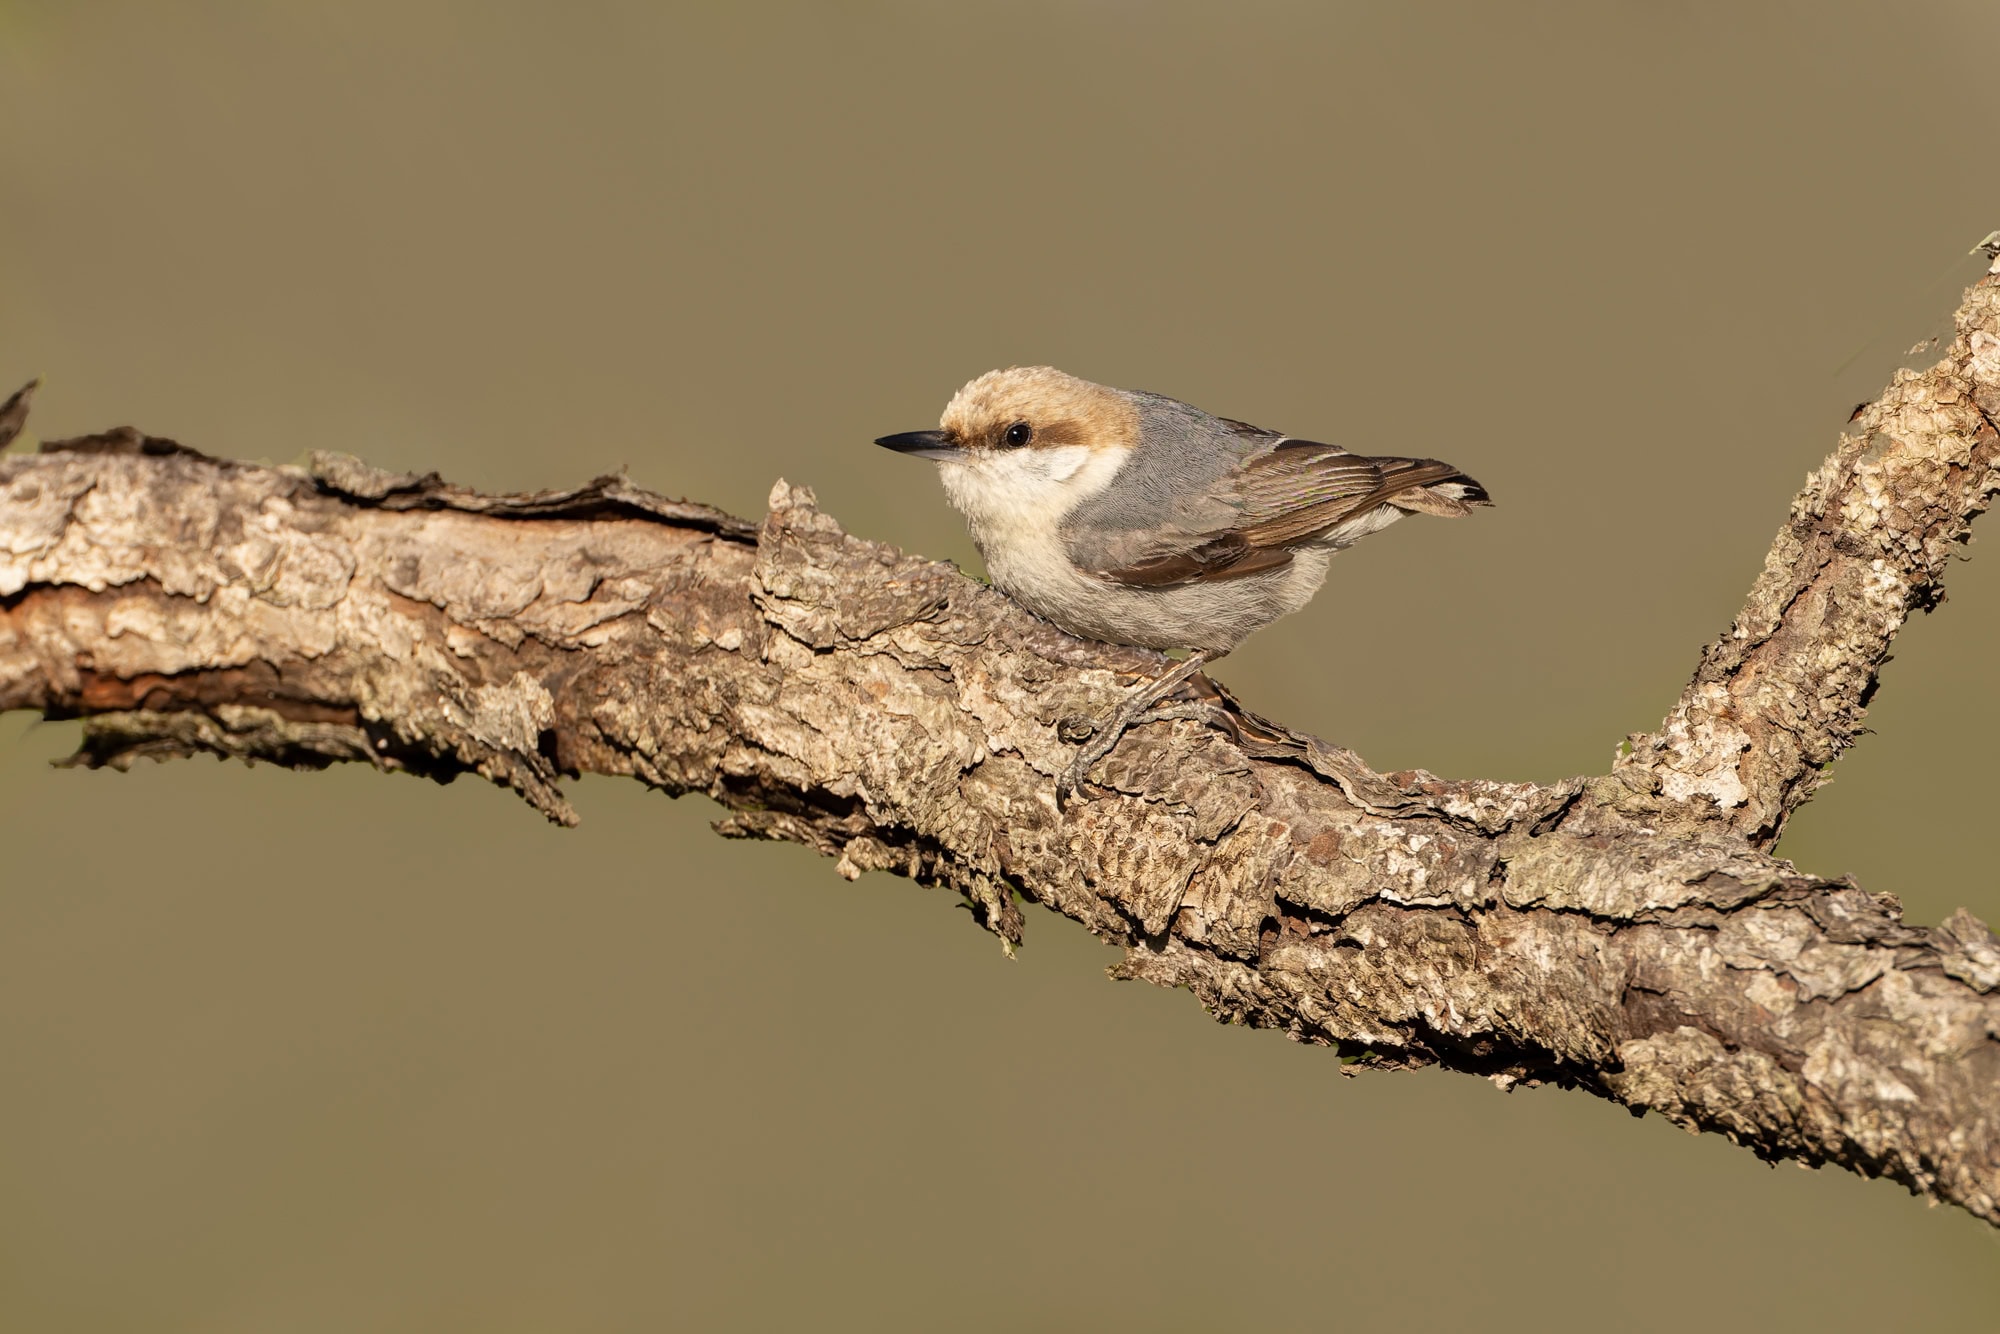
[1370,457,1490,517]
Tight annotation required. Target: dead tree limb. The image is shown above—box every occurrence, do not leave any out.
[4,254,2000,1225]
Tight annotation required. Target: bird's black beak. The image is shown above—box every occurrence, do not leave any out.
[874,430,957,461]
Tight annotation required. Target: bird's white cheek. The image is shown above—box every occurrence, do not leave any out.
[937,446,1125,526]
[1038,446,1097,485]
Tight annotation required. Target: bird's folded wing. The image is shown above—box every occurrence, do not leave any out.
[1089,441,1480,588]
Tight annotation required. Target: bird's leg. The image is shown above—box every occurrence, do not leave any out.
[1057,648,1227,803]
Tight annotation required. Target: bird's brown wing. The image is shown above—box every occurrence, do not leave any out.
[1094,440,1487,588]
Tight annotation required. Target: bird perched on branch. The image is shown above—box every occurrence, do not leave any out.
[877,366,1489,800]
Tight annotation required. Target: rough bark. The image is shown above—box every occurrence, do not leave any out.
[4,255,2000,1226]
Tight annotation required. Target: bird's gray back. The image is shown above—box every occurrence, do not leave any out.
[1059,391,1265,571]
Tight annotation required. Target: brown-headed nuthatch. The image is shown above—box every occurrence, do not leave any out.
[877,366,1490,800]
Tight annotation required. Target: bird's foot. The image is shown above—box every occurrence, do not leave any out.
[1132,701,1233,729]
[1055,713,1114,806]
[1055,653,1228,806]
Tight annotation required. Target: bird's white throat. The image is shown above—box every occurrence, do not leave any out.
[935,444,1130,620]
[936,444,1128,541]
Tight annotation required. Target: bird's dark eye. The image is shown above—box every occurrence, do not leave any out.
[1003,422,1033,447]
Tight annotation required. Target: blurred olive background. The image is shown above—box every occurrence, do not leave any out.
[4,2,2000,1329]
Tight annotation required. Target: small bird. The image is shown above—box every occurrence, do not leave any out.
[877,366,1489,799]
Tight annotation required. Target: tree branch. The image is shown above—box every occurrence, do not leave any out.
[1617,263,2000,845]
[5,254,2000,1225]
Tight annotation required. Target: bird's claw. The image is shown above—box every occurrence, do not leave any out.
[1056,742,1108,806]
[1054,764,1087,807]
[1055,701,1230,807]
[1134,702,1230,730]
[1057,714,1099,744]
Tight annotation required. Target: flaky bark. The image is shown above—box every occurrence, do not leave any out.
[5,254,2000,1225]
